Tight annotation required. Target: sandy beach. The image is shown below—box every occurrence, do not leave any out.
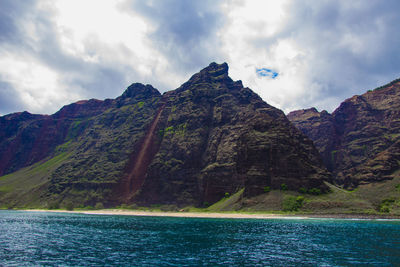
[23,209,309,219]
[20,209,400,220]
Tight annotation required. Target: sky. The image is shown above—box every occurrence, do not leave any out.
[0,0,399,115]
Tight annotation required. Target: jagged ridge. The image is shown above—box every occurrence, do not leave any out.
[0,62,329,208]
[288,78,400,188]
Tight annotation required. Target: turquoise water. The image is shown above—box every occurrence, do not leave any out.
[0,211,399,266]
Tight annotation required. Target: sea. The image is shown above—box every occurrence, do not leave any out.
[0,210,399,266]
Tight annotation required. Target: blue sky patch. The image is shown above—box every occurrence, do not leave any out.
[256,68,279,79]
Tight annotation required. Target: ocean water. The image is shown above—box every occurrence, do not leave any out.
[0,211,399,266]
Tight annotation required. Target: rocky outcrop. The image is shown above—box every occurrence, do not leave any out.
[288,78,400,188]
[287,108,336,171]
[0,62,330,207]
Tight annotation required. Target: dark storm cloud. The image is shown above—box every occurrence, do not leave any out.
[126,0,226,73]
[284,0,400,110]
[0,0,35,44]
[0,0,37,114]
[0,81,24,115]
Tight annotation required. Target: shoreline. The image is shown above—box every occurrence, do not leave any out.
[16,209,400,220]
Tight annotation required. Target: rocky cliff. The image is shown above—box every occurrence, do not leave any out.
[0,63,329,208]
[288,78,400,188]
[126,63,329,206]
[0,99,114,177]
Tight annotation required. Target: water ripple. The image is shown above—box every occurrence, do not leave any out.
[0,211,399,266]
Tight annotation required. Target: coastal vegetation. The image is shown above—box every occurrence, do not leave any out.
[3,178,399,217]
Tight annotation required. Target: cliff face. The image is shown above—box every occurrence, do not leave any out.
[127,63,329,205]
[288,79,400,188]
[287,108,336,172]
[0,99,114,177]
[0,63,329,207]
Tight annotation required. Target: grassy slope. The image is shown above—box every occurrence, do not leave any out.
[206,188,245,212]
[0,152,70,208]
[186,174,400,215]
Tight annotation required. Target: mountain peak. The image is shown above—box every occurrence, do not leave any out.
[121,83,160,99]
[203,62,229,74]
[200,62,229,80]
[186,62,230,83]
[287,107,323,122]
[0,60,330,209]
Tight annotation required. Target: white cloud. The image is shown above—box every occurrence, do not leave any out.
[220,0,317,112]
[52,0,180,89]
[54,0,150,58]
[0,50,81,114]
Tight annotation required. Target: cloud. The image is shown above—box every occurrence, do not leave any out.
[123,0,226,74]
[0,0,151,114]
[279,0,400,111]
[223,0,400,113]
[0,81,24,115]
[0,0,229,115]
[0,0,35,44]
[0,0,399,115]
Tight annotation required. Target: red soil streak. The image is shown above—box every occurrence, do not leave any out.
[123,103,166,200]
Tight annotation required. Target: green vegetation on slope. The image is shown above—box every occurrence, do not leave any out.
[0,152,70,209]
[183,177,400,216]
[206,188,245,212]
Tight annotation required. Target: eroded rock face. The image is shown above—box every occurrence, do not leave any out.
[288,79,400,188]
[0,99,114,176]
[0,62,330,207]
[287,108,336,171]
[0,112,50,175]
[129,63,329,205]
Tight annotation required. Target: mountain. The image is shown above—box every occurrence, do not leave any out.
[0,63,329,208]
[288,78,400,188]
